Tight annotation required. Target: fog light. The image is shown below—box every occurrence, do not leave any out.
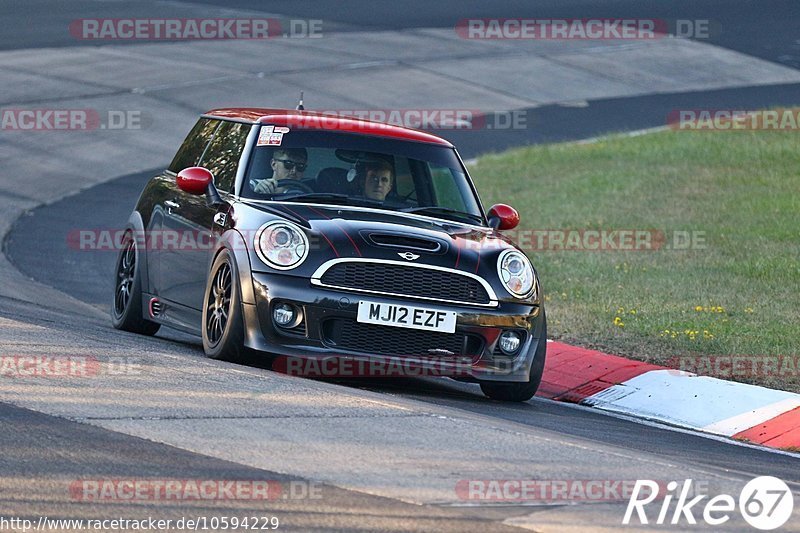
[498,331,522,355]
[273,303,296,326]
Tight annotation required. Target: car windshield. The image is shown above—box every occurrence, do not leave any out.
[242,128,485,225]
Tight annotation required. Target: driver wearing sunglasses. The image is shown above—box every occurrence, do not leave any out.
[252,148,308,194]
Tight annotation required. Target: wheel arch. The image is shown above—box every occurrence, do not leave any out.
[211,229,256,305]
[125,210,149,294]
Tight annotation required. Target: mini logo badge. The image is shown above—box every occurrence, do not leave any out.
[398,252,420,261]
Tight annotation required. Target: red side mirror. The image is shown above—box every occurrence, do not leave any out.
[177,167,213,195]
[487,204,520,230]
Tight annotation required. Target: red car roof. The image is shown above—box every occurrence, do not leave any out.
[204,108,453,147]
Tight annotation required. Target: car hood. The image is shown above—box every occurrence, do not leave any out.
[237,201,520,275]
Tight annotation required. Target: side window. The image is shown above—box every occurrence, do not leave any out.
[430,165,467,210]
[168,118,219,173]
[394,157,415,202]
[200,121,249,193]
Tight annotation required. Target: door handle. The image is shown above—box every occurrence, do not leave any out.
[164,200,180,214]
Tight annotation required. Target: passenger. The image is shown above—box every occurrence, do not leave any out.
[251,148,308,194]
[357,159,394,202]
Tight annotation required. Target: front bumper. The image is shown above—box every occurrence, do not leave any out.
[242,272,545,382]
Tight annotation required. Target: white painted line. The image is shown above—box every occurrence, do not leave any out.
[702,397,800,436]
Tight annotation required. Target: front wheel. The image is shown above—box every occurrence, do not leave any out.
[202,250,247,363]
[480,320,547,402]
[111,230,160,336]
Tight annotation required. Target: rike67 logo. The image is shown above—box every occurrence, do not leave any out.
[624,477,794,530]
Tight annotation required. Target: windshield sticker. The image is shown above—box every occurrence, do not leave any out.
[257,125,290,146]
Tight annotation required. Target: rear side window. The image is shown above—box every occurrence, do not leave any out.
[199,121,250,194]
[168,118,219,173]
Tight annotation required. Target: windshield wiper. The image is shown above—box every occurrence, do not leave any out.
[401,206,485,225]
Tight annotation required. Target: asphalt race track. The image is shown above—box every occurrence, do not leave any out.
[4,1,799,69]
[2,1,799,531]
[8,167,800,477]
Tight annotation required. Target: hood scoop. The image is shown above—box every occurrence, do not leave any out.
[365,232,444,253]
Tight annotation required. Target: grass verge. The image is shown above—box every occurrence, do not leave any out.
[471,118,800,392]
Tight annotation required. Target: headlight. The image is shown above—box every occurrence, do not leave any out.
[255,221,309,270]
[497,250,536,299]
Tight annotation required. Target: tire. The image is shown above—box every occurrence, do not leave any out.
[480,317,547,402]
[202,249,247,363]
[111,230,161,336]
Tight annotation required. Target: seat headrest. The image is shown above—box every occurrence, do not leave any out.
[315,167,350,193]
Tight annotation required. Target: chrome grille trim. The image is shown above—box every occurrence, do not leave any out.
[310,258,499,308]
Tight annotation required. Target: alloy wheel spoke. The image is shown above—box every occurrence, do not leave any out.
[208,314,219,341]
[207,262,234,344]
[115,239,137,314]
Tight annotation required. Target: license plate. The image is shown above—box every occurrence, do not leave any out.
[356,301,457,333]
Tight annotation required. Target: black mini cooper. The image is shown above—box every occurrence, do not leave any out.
[112,108,546,401]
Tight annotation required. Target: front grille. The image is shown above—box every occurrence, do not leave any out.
[321,318,484,357]
[318,262,491,305]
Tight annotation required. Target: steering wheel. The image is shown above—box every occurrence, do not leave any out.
[276,179,314,194]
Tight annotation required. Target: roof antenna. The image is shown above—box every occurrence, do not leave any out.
[296,91,305,111]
